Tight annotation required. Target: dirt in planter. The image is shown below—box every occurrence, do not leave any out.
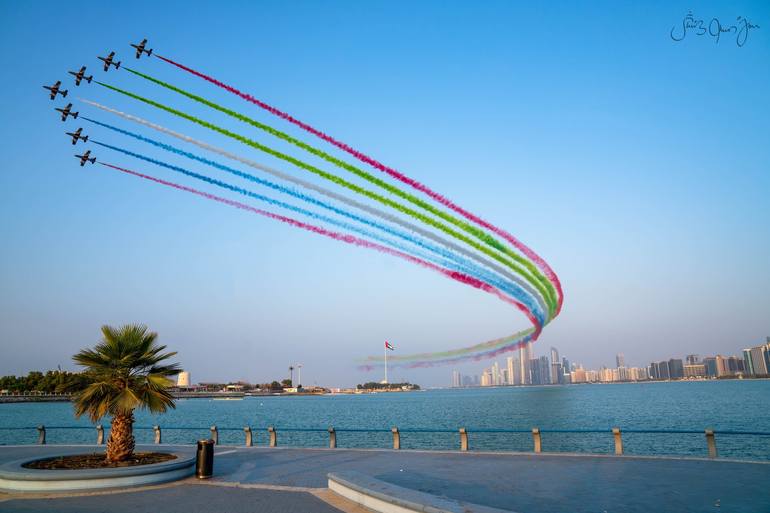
[22,452,177,470]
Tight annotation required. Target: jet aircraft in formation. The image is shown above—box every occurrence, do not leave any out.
[46,39,151,164]
[66,128,88,145]
[98,51,120,71]
[75,150,96,166]
[131,38,152,59]
[55,103,78,121]
[43,80,67,100]
[68,66,93,86]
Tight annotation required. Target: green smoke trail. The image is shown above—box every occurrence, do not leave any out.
[95,79,555,317]
[119,67,558,317]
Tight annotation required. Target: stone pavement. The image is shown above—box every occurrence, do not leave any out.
[2,445,769,513]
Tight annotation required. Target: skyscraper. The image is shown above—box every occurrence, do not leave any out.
[657,361,671,380]
[451,370,461,388]
[506,356,515,386]
[492,361,501,386]
[616,353,625,368]
[550,347,561,384]
[668,359,684,379]
[518,342,532,385]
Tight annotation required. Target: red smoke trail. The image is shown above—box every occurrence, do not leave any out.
[99,162,542,335]
[154,55,564,315]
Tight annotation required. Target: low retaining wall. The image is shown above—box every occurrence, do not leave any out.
[0,445,195,493]
[328,470,515,513]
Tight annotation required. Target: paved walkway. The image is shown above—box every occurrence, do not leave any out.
[1,445,769,512]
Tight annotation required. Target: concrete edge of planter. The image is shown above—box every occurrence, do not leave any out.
[328,471,516,513]
[0,445,195,492]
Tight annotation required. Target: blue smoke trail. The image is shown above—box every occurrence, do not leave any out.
[90,138,545,325]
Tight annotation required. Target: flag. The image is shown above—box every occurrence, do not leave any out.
[385,341,395,351]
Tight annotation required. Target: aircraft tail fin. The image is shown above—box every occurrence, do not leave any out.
[148,49,153,57]
[87,76,93,84]
[116,61,121,69]
[62,90,68,98]
[73,112,79,119]
[89,158,96,164]
[83,136,89,143]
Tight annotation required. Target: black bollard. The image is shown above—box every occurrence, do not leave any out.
[196,439,215,479]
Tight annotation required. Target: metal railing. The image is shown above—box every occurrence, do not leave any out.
[2,424,769,460]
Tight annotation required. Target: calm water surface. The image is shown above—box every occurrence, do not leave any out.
[2,381,768,460]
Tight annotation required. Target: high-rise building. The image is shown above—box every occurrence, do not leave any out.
[616,353,625,368]
[727,356,744,374]
[684,364,706,377]
[506,357,516,386]
[668,359,684,379]
[518,342,532,385]
[649,362,659,380]
[512,357,521,385]
[703,357,718,377]
[492,361,501,386]
[451,370,461,388]
[686,354,700,365]
[481,369,492,387]
[177,371,190,387]
[550,347,561,384]
[529,356,551,385]
[746,344,770,376]
[657,361,671,380]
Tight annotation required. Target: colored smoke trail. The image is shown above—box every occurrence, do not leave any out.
[79,99,545,314]
[93,80,555,313]
[118,67,559,317]
[98,161,542,354]
[360,329,535,369]
[154,54,564,315]
[89,136,546,325]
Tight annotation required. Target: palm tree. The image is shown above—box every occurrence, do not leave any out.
[71,324,181,463]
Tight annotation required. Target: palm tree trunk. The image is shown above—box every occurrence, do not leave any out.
[106,412,135,462]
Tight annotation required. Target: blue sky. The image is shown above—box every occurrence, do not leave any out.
[0,1,768,387]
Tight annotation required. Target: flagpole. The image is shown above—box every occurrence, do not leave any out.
[384,343,389,384]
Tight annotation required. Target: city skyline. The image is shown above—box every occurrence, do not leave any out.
[452,336,770,388]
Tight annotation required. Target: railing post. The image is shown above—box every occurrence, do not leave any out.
[96,425,105,445]
[268,426,277,447]
[459,428,468,451]
[210,425,218,445]
[153,425,162,444]
[328,427,337,449]
[705,429,717,458]
[244,426,253,447]
[532,428,542,453]
[392,427,401,450]
[612,427,623,455]
[37,425,46,445]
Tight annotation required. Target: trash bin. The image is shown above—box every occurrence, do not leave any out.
[196,439,214,479]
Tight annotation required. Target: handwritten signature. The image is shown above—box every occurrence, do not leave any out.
[670,11,760,47]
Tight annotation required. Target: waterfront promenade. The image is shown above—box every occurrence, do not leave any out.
[1,445,768,512]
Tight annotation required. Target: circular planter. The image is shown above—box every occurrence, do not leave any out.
[0,445,195,493]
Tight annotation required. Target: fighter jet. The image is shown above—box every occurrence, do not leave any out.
[131,38,152,59]
[98,51,120,71]
[68,66,93,86]
[55,103,78,122]
[66,128,88,145]
[75,150,96,166]
[43,80,67,100]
